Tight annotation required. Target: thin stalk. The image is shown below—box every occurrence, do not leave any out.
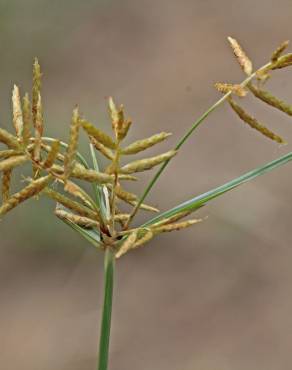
[97,248,115,370]
[125,62,271,228]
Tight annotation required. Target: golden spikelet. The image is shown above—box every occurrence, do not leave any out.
[248,83,292,116]
[152,218,203,233]
[0,150,23,160]
[71,164,114,184]
[114,213,130,222]
[151,210,192,228]
[121,132,172,155]
[0,155,28,172]
[0,175,52,217]
[22,93,31,146]
[271,53,292,69]
[90,136,114,160]
[0,128,21,150]
[63,107,80,181]
[119,150,177,174]
[227,36,253,75]
[33,93,43,163]
[32,58,41,126]
[43,188,98,220]
[2,169,12,202]
[214,82,247,97]
[115,185,137,202]
[43,140,60,168]
[133,230,154,249]
[228,97,285,144]
[63,180,96,209]
[115,230,138,258]
[54,207,99,228]
[127,200,159,213]
[12,85,24,138]
[108,97,131,141]
[271,40,290,62]
[81,119,116,149]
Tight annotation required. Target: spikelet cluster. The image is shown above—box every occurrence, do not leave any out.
[0,59,204,259]
[214,37,292,144]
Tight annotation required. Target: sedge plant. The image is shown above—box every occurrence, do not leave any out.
[1,37,292,369]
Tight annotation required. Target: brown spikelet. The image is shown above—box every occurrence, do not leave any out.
[121,132,172,155]
[152,218,203,233]
[228,97,285,144]
[248,83,292,116]
[40,143,65,162]
[2,169,12,202]
[0,175,52,217]
[127,200,159,213]
[22,93,31,146]
[119,150,177,174]
[12,85,24,138]
[54,207,99,228]
[0,155,28,172]
[271,40,290,62]
[214,83,247,97]
[0,128,21,150]
[115,230,138,258]
[33,93,43,163]
[32,58,41,126]
[43,188,98,220]
[227,37,253,75]
[151,210,192,228]
[43,140,60,168]
[90,136,114,160]
[63,107,80,181]
[115,185,137,202]
[81,119,116,149]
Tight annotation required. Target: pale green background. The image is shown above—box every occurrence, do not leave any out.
[1,1,292,369]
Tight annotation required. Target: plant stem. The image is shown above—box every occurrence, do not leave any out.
[125,62,271,228]
[97,248,115,370]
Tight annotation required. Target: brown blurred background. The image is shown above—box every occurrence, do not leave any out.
[1,1,292,369]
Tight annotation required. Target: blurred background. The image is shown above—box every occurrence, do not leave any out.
[1,1,292,369]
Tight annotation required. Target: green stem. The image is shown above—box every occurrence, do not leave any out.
[125,63,271,228]
[97,248,115,370]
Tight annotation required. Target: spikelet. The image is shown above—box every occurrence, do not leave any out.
[114,213,130,222]
[90,136,114,160]
[0,150,23,160]
[12,85,24,138]
[132,230,154,249]
[271,40,290,62]
[71,164,114,184]
[115,230,138,258]
[248,83,292,116]
[121,132,172,155]
[0,128,21,150]
[108,97,131,141]
[214,83,247,97]
[22,93,31,146]
[127,200,159,213]
[271,53,292,70]
[2,169,12,202]
[64,180,96,210]
[119,150,177,174]
[151,210,192,228]
[63,107,80,181]
[0,175,52,217]
[115,185,137,202]
[152,218,203,233]
[32,58,41,126]
[33,93,43,163]
[54,207,99,228]
[81,119,116,149]
[227,36,253,75]
[43,140,60,168]
[43,188,98,219]
[0,155,28,172]
[41,143,65,162]
[228,97,285,144]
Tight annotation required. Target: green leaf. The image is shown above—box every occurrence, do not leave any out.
[144,152,292,226]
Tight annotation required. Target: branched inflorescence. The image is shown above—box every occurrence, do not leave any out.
[1,37,292,259]
[0,59,202,258]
